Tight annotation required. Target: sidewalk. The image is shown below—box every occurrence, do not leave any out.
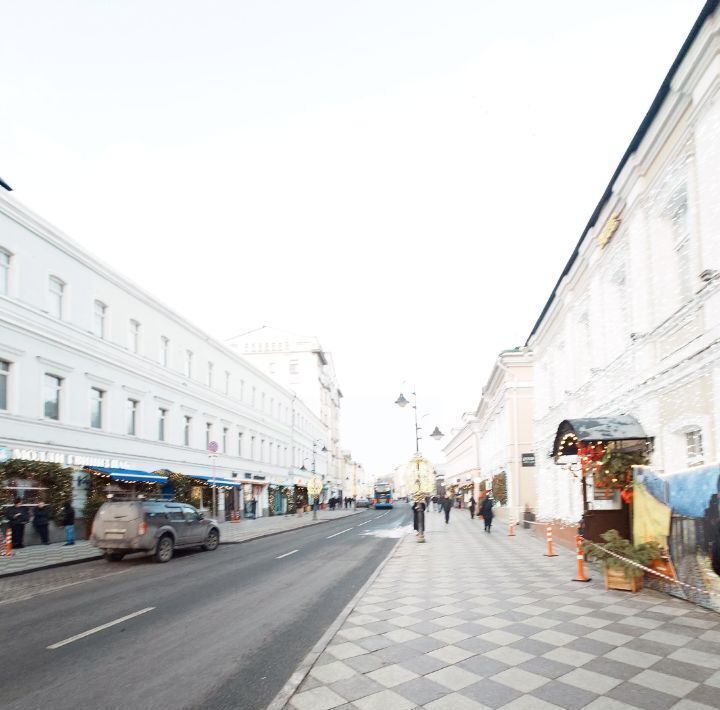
[282,509,720,710]
[0,508,362,578]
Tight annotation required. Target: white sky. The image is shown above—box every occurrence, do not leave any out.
[0,0,707,478]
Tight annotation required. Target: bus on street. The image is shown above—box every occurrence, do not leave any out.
[373,481,394,509]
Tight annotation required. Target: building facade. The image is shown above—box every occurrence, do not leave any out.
[227,326,345,500]
[528,1,720,523]
[0,189,327,521]
[442,349,536,519]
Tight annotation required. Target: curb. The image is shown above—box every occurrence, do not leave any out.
[0,511,366,579]
[266,531,408,710]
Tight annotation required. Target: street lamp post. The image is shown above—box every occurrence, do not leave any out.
[301,440,327,521]
[395,387,444,542]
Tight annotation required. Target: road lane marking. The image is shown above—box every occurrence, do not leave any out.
[357,520,371,526]
[276,549,299,559]
[47,607,155,649]
[326,528,353,539]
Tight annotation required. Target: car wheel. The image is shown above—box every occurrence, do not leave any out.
[155,534,174,563]
[202,528,219,551]
[105,552,125,562]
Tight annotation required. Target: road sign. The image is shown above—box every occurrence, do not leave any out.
[521,453,536,467]
[208,441,219,453]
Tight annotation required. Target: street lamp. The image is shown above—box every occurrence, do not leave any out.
[300,439,326,520]
[394,387,444,542]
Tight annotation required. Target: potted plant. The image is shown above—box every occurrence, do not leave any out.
[583,529,663,592]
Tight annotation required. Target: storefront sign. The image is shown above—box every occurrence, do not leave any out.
[5,446,130,469]
[521,453,536,467]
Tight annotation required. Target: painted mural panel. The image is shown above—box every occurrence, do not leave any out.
[633,465,720,612]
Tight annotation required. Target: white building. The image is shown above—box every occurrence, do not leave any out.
[227,326,346,499]
[0,189,326,520]
[528,2,720,523]
[443,348,536,519]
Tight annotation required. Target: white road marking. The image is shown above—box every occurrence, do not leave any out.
[276,549,299,559]
[357,520,371,526]
[326,527,353,539]
[47,607,155,650]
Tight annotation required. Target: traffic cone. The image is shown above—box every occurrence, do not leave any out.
[573,534,591,582]
[2,528,12,557]
[544,524,558,557]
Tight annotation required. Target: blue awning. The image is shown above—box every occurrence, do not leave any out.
[181,472,243,487]
[85,467,168,484]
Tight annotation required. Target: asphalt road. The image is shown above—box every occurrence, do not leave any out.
[0,506,411,710]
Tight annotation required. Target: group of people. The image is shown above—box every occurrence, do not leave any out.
[425,493,495,531]
[4,498,76,548]
[328,496,355,510]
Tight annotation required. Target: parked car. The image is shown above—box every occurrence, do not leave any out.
[90,499,220,563]
[355,497,372,508]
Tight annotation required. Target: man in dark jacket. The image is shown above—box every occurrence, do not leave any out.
[480,495,494,533]
[62,501,75,545]
[32,501,51,545]
[442,496,452,524]
[6,498,28,548]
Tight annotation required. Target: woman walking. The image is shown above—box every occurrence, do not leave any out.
[469,496,476,520]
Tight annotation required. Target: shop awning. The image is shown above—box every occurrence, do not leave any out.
[183,472,243,487]
[84,467,168,484]
[553,416,650,458]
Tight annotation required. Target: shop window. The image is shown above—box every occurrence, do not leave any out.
[0,359,9,410]
[686,428,704,467]
[43,374,62,420]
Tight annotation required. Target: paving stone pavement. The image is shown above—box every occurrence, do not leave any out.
[0,508,361,577]
[286,508,720,710]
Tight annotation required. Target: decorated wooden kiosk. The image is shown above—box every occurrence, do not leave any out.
[553,416,652,543]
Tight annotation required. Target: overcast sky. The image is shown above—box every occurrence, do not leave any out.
[0,0,707,478]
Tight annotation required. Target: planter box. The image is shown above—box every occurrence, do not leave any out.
[604,567,643,593]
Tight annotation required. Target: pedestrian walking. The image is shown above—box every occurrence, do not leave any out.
[442,496,452,524]
[33,501,51,545]
[61,501,75,545]
[6,498,28,548]
[469,496,476,520]
[480,494,494,532]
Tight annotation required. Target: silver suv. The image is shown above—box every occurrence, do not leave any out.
[90,499,220,563]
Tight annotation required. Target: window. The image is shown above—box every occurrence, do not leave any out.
[44,374,62,420]
[185,350,193,378]
[93,300,107,338]
[48,276,64,319]
[237,432,243,457]
[260,439,265,462]
[184,416,192,446]
[686,429,704,466]
[0,249,10,295]
[222,427,228,453]
[207,361,214,388]
[261,392,266,412]
[205,422,212,448]
[240,380,245,400]
[158,408,168,441]
[250,435,256,459]
[225,371,230,395]
[129,320,141,353]
[86,387,103,428]
[270,397,274,417]
[160,336,169,367]
[251,386,256,406]
[668,187,692,302]
[289,359,299,375]
[126,399,138,435]
[0,360,9,410]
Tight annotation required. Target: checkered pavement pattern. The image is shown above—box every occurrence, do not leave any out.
[287,510,720,710]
